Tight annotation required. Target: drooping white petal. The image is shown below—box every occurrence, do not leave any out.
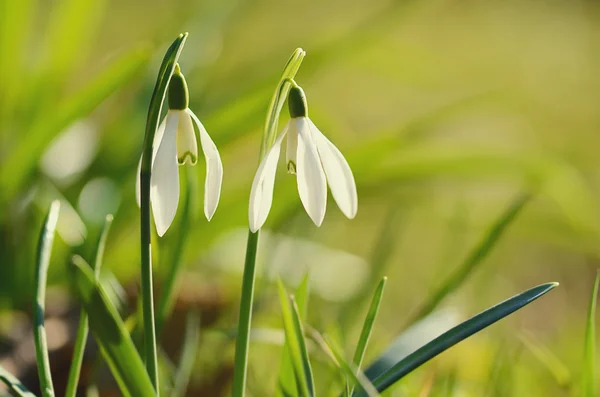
[286,120,298,174]
[136,117,168,206]
[248,124,288,232]
[177,110,198,165]
[187,109,223,221]
[150,112,180,236]
[296,117,327,227]
[309,119,358,219]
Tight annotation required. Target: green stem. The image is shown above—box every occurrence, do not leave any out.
[34,201,60,397]
[65,215,113,397]
[140,33,188,394]
[231,230,260,397]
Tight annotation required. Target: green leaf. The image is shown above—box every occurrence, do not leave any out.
[583,272,599,397]
[409,193,530,323]
[171,311,200,397]
[323,336,380,397]
[277,279,315,397]
[0,364,36,397]
[0,45,151,201]
[33,200,60,397]
[65,214,114,397]
[359,282,558,396]
[277,275,310,396]
[350,277,387,395]
[260,48,305,159]
[70,255,155,397]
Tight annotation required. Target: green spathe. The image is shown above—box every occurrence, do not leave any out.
[288,85,308,118]
[168,64,189,110]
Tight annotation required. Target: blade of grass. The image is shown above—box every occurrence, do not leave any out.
[171,311,200,397]
[277,280,315,397]
[277,275,310,396]
[350,277,387,395]
[359,282,558,396]
[583,271,599,397]
[324,336,380,397]
[65,214,114,397]
[70,255,155,397]
[520,332,570,389]
[33,200,60,397]
[0,364,36,397]
[408,193,531,324]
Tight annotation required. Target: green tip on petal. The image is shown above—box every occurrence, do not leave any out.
[177,151,197,165]
[288,85,308,118]
[287,160,297,174]
[168,64,189,110]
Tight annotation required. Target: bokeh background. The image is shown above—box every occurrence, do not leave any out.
[1,0,599,395]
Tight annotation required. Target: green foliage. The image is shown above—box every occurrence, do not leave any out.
[583,272,599,397]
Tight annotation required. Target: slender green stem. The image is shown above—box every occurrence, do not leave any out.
[65,215,113,397]
[231,230,260,397]
[33,200,60,397]
[139,33,188,393]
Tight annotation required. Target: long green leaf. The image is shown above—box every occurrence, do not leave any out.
[277,280,315,397]
[33,200,60,397]
[583,272,599,397]
[0,364,36,397]
[277,275,310,396]
[65,214,114,397]
[409,193,530,323]
[359,282,558,396]
[70,256,155,397]
[350,277,387,395]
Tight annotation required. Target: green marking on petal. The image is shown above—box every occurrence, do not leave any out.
[177,152,197,166]
[287,160,297,174]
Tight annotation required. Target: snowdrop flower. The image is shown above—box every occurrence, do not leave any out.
[136,64,223,236]
[249,84,357,232]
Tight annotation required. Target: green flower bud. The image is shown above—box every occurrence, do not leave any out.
[288,85,308,118]
[168,64,189,110]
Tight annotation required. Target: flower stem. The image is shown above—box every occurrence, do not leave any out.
[140,33,188,394]
[231,230,260,397]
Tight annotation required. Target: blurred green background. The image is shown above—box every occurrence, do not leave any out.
[1,0,599,395]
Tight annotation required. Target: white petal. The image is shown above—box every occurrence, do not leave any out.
[248,125,288,232]
[310,119,358,219]
[286,119,298,174]
[296,118,327,227]
[136,117,168,207]
[150,112,180,236]
[177,110,198,165]
[187,109,223,221]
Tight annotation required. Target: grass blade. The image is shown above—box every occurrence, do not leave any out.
[361,282,558,396]
[583,271,599,397]
[33,200,60,397]
[409,193,530,324]
[0,364,36,397]
[172,311,200,397]
[277,275,310,396]
[65,214,114,397]
[70,255,155,397]
[277,280,315,397]
[323,336,380,397]
[350,277,387,395]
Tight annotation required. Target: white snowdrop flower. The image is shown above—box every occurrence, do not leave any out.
[249,85,357,232]
[136,64,223,236]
